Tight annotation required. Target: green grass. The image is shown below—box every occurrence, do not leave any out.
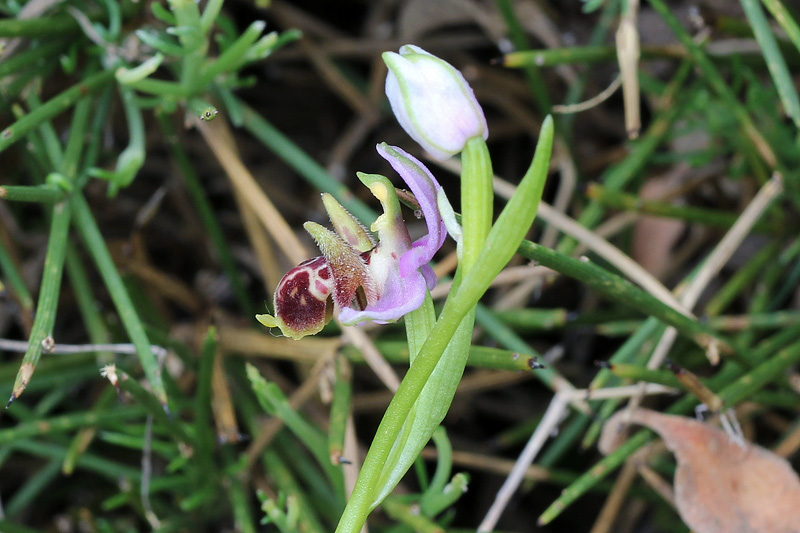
[1,0,799,531]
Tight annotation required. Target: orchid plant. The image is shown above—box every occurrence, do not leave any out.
[258,45,554,532]
[256,144,445,339]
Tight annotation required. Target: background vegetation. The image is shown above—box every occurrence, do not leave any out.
[1,0,799,531]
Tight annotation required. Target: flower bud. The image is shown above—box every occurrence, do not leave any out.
[383,45,487,161]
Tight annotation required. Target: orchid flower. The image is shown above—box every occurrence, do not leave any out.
[257,143,446,340]
[383,45,488,161]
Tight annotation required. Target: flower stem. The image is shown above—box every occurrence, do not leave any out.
[335,134,493,531]
[337,119,553,532]
[335,295,473,532]
[459,137,493,272]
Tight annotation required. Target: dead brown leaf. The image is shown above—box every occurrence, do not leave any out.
[601,408,800,533]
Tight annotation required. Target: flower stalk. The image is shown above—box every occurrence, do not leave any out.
[253,44,554,531]
[336,116,554,532]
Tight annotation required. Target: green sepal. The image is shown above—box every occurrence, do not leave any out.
[321,193,374,252]
[304,222,375,309]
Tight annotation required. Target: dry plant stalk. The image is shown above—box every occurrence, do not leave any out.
[616,0,641,138]
[211,348,242,443]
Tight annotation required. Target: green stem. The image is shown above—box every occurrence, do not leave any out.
[0,406,143,444]
[199,0,224,33]
[606,362,683,387]
[494,0,551,113]
[585,183,782,233]
[236,369,327,533]
[0,184,67,203]
[460,137,494,271]
[118,371,191,443]
[260,448,327,533]
[646,0,780,172]
[0,40,64,77]
[760,0,800,56]
[336,295,474,532]
[556,63,689,254]
[424,428,453,500]
[474,306,557,387]
[247,364,344,492]
[539,412,593,466]
[194,327,217,464]
[0,239,34,313]
[740,0,800,130]
[581,318,666,448]
[344,340,543,372]
[505,45,636,67]
[61,388,117,475]
[602,362,794,410]
[9,438,142,481]
[169,0,203,48]
[403,295,436,366]
[63,246,113,362]
[223,446,257,533]
[517,240,733,354]
[99,86,145,195]
[0,16,80,37]
[704,241,781,316]
[383,498,444,533]
[489,307,570,331]
[274,431,344,523]
[75,87,113,189]
[169,0,207,94]
[328,356,352,463]
[538,430,652,526]
[0,69,114,154]
[124,77,188,97]
[199,20,265,86]
[10,201,71,404]
[719,339,800,407]
[502,43,786,67]
[25,92,63,167]
[70,192,168,406]
[592,310,800,335]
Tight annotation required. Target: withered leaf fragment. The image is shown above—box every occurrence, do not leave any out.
[601,409,800,533]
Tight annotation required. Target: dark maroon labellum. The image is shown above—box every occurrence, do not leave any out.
[274,256,333,334]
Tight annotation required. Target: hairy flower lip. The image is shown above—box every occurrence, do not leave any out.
[256,255,334,340]
[383,45,488,161]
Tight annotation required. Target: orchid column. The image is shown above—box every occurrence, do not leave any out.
[335,46,554,532]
